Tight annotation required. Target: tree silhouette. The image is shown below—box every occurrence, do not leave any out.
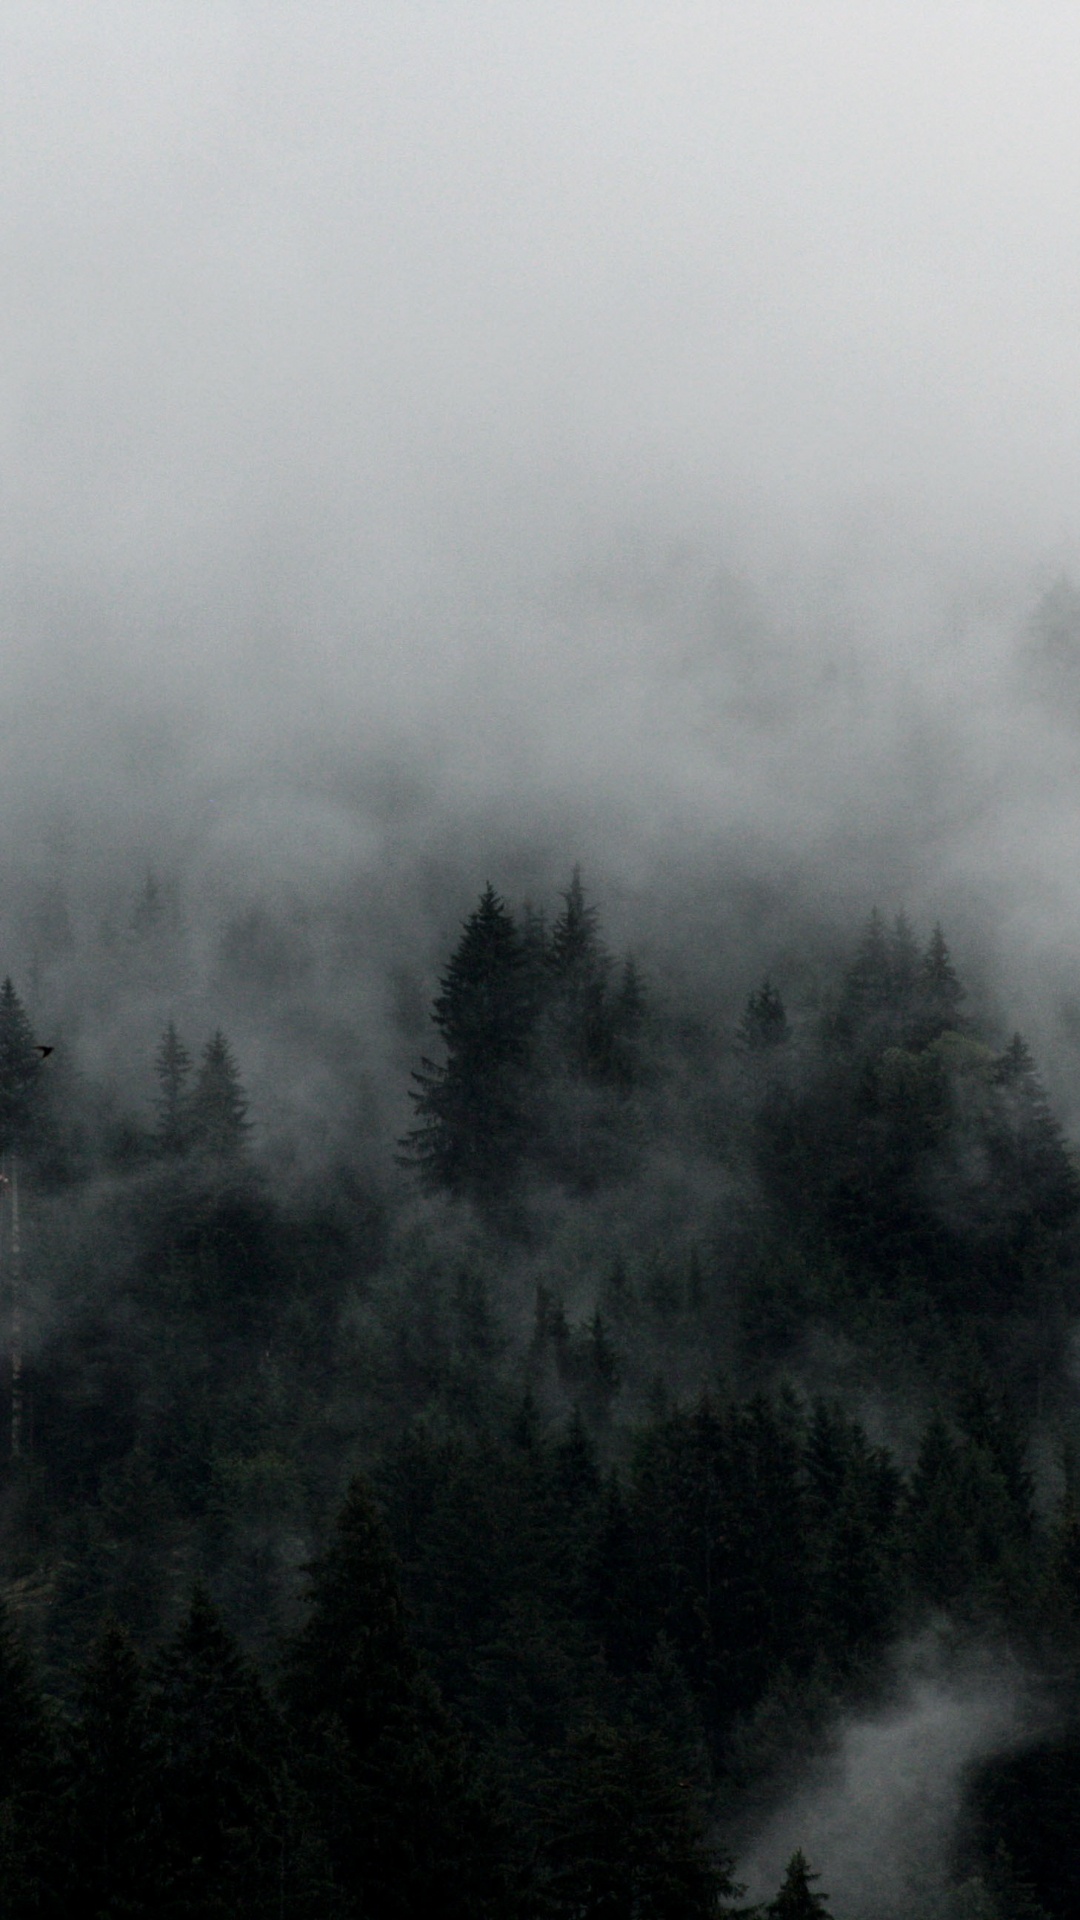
[189,1031,251,1159]
[153,1021,192,1154]
[0,979,41,1155]
[401,883,535,1198]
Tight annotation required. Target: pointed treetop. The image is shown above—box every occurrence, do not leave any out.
[889,912,920,997]
[738,979,789,1052]
[768,1849,834,1919]
[920,924,963,1003]
[154,1022,192,1154]
[842,909,893,1019]
[189,1030,251,1158]
[995,1032,1036,1087]
[549,866,607,978]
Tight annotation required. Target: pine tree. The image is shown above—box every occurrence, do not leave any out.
[988,1036,1079,1240]
[546,867,614,1078]
[609,956,649,1090]
[58,1618,159,1917]
[281,1475,509,1918]
[130,872,164,938]
[915,923,965,1042]
[839,910,893,1031]
[146,1588,288,1917]
[189,1030,251,1159]
[539,1719,735,1918]
[401,884,535,1198]
[153,1021,192,1155]
[889,912,920,1003]
[737,980,789,1051]
[768,1849,833,1919]
[0,1599,57,1910]
[0,979,41,1156]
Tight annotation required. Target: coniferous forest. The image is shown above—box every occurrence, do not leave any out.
[0,868,1079,1917]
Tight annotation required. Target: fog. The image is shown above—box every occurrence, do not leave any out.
[7,20,1080,1906]
[736,1639,1040,1920]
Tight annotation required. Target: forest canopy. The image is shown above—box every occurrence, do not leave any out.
[0,871,1074,1915]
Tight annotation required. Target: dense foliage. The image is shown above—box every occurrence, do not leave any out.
[0,873,1078,1913]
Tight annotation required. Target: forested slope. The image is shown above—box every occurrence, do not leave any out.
[0,872,1077,1914]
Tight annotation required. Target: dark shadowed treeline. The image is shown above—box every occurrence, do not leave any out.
[0,875,1078,1911]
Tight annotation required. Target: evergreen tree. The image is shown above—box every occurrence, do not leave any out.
[987,1036,1079,1242]
[737,980,789,1052]
[839,910,893,1031]
[539,1719,735,1918]
[154,1021,192,1155]
[0,1599,57,1912]
[402,884,535,1198]
[546,867,614,1079]
[889,911,921,1005]
[189,1030,251,1159]
[0,978,41,1156]
[130,872,164,939]
[281,1475,509,1918]
[768,1850,833,1919]
[58,1618,159,1917]
[915,923,965,1041]
[146,1588,289,1917]
[609,956,649,1090]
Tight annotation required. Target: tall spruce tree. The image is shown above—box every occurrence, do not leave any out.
[768,1850,833,1919]
[0,979,41,1157]
[539,1719,735,1918]
[58,1618,159,1917]
[546,867,614,1079]
[737,980,789,1052]
[189,1031,251,1159]
[146,1588,288,1917]
[0,1599,57,1911]
[987,1035,1080,1243]
[281,1475,509,1917]
[915,923,966,1042]
[153,1021,192,1155]
[401,884,535,1199]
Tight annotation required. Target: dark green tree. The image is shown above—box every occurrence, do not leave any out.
[57,1618,159,1918]
[154,1021,192,1155]
[146,1588,289,1917]
[539,1719,735,1918]
[281,1475,510,1918]
[189,1030,251,1159]
[737,980,789,1052]
[988,1036,1079,1237]
[838,909,893,1033]
[0,1600,57,1913]
[768,1849,833,1919]
[0,978,41,1156]
[914,923,965,1042]
[402,884,535,1199]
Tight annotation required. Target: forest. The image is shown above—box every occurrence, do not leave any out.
[0,866,1078,1917]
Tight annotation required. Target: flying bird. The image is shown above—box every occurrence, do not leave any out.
[34,1046,54,1059]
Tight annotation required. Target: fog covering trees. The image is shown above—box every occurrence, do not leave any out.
[0,863,1076,1913]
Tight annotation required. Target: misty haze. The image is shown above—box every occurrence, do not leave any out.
[4,5,1080,1915]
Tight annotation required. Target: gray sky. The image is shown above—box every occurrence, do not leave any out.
[6,2,1080,1044]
